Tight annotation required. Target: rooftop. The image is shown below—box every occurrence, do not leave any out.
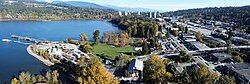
[128,59,144,72]
[226,63,250,80]
[211,53,232,62]
[190,41,210,50]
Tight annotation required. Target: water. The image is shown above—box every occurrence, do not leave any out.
[0,20,118,83]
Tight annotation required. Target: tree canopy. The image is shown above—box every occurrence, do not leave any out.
[77,57,119,84]
[143,54,173,83]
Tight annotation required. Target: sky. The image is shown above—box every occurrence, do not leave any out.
[44,0,250,11]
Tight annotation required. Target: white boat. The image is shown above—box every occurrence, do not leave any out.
[2,39,11,42]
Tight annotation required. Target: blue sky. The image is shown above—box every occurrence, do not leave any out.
[45,0,250,11]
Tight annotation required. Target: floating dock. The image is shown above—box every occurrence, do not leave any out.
[11,35,41,43]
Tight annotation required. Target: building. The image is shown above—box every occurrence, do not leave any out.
[154,12,157,18]
[127,59,143,80]
[149,12,152,18]
[224,63,250,84]
[210,53,233,64]
[125,12,128,16]
[189,41,210,50]
[232,37,250,45]
[171,63,184,76]
[118,11,122,16]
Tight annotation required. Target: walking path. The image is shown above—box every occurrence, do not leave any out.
[27,45,54,66]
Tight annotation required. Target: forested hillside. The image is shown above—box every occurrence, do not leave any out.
[0,0,118,21]
[164,6,250,33]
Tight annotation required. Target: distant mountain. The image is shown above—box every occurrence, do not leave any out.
[51,1,111,10]
[105,5,159,12]
[0,0,37,2]
[0,0,117,21]
[36,0,158,12]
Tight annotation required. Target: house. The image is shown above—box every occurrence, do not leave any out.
[210,53,233,64]
[189,41,210,50]
[171,63,184,76]
[232,37,250,45]
[224,63,250,84]
[135,47,143,51]
[127,59,143,80]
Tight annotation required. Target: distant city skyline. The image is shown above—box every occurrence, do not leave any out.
[42,0,250,11]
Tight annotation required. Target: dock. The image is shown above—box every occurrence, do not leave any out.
[11,35,41,43]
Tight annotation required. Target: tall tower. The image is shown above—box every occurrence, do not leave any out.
[119,11,122,16]
[125,12,128,16]
[149,12,152,18]
[154,12,157,18]
[138,11,141,15]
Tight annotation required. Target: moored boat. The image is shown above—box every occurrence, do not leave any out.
[2,38,11,42]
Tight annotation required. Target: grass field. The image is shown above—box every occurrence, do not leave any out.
[92,43,135,60]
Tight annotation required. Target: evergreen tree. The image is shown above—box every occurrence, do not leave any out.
[93,30,100,44]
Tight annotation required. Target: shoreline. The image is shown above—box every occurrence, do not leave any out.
[0,18,111,22]
[27,45,54,66]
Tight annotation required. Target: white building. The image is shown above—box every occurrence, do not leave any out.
[154,12,157,18]
[125,12,128,16]
[149,12,152,18]
[119,11,122,16]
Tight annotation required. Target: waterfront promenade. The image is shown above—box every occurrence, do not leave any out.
[27,45,54,66]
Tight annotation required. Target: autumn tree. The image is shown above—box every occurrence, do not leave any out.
[11,78,19,84]
[77,57,119,84]
[93,30,100,44]
[113,33,119,46]
[232,55,243,63]
[102,32,109,43]
[158,33,163,39]
[195,31,202,42]
[79,33,88,42]
[149,22,159,38]
[172,30,179,37]
[81,42,91,53]
[51,70,59,83]
[67,37,73,43]
[77,56,88,67]
[143,54,173,83]
[11,70,59,84]
[188,63,218,84]
[108,32,113,44]
[120,31,129,47]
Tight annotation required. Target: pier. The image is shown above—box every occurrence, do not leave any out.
[11,35,41,43]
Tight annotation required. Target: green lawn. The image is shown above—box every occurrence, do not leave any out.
[91,44,135,60]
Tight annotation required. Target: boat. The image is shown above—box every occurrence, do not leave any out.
[2,38,11,42]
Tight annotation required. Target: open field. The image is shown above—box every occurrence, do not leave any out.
[92,44,135,60]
